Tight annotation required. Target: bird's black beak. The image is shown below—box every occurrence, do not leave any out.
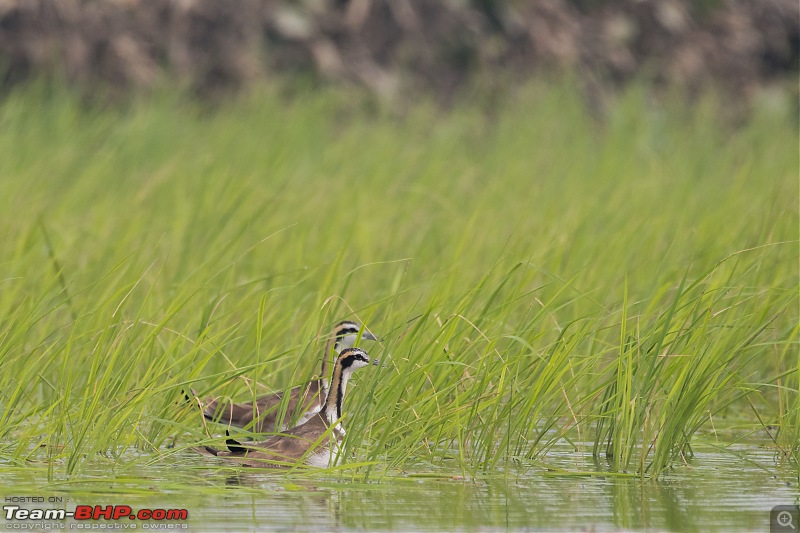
[361,331,379,341]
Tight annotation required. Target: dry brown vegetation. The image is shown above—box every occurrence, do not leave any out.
[0,0,796,101]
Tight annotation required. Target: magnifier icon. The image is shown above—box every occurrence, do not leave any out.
[778,511,796,530]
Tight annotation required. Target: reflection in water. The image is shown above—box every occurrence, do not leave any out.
[1,443,796,532]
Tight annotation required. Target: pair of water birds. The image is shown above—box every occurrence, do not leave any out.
[193,321,380,468]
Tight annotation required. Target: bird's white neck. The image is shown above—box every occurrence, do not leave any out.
[324,365,352,426]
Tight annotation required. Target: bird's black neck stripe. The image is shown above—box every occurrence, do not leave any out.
[335,371,344,421]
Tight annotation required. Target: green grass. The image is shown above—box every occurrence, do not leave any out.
[0,81,796,480]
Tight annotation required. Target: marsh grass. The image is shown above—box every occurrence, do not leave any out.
[0,81,796,481]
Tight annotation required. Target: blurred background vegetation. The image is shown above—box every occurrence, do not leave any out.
[0,0,797,108]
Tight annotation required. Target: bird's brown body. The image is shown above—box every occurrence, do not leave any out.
[203,347,377,468]
[199,321,376,432]
[207,411,343,467]
[201,380,325,433]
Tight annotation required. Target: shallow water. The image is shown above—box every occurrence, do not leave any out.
[1,442,797,532]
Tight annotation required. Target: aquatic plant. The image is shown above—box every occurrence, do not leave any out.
[0,82,795,480]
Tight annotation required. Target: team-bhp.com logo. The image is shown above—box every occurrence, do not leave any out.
[4,504,188,529]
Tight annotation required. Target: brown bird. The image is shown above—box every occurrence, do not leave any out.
[204,347,379,468]
[200,321,377,433]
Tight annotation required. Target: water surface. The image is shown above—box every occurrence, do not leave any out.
[2,442,797,532]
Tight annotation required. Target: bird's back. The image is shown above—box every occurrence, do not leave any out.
[241,412,339,467]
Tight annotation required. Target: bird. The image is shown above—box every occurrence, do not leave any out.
[203,347,379,468]
[198,321,378,433]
